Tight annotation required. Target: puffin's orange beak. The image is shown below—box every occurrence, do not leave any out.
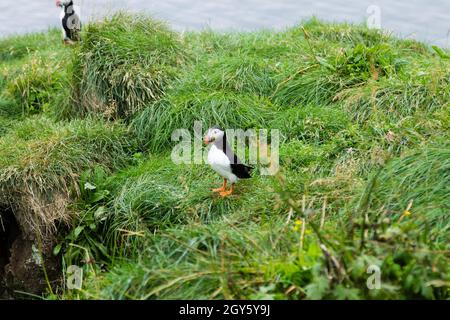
[56,0,62,7]
[204,136,210,145]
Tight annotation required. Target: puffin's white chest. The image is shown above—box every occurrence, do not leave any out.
[207,144,237,183]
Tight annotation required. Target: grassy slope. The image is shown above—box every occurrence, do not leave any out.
[0,14,448,299]
[0,29,135,236]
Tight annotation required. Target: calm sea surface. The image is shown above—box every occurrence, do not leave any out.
[0,0,449,47]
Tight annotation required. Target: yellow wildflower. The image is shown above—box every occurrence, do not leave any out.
[398,210,412,222]
[295,219,303,226]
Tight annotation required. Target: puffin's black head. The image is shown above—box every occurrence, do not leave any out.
[56,0,73,7]
[204,126,225,145]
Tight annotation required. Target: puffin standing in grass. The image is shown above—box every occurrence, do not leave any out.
[204,126,252,197]
[56,0,81,44]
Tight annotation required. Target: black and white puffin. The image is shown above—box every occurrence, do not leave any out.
[204,126,252,197]
[56,0,81,44]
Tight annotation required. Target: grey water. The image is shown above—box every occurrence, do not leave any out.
[0,0,449,47]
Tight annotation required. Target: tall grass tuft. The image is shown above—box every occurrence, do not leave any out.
[0,116,135,237]
[368,141,450,242]
[71,13,186,119]
[6,55,68,114]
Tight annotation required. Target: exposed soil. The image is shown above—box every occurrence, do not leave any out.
[0,208,19,298]
[1,208,60,299]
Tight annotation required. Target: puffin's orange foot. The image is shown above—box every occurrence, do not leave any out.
[63,40,74,45]
[219,189,233,197]
[212,179,227,193]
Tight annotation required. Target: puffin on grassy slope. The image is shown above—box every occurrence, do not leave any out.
[204,126,252,197]
[56,0,81,44]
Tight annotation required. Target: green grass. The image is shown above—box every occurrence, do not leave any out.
[0,13,448,300]
[69,13,186,119]
[0,116,135,236]
[369,141,450,242]
[68,151,449,299]
[60,154,281,266]
[0,96,21,137]
[132,90,276,152]
[0,29,63,61]
[0,28,72,121]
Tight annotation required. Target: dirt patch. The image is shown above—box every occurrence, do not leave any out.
[0,208,19,298]
[1,207,60,298]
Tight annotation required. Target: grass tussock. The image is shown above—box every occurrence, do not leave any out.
[70,13,186,119]
[0,28,72,124]
[0,116,134,237]
[5,55,68,115]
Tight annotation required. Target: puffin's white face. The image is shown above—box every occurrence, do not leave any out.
[204,127,225,145]
[56,0,72,7]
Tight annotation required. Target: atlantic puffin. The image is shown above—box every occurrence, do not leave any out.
[56,0,81,44]
[204,126,252,197]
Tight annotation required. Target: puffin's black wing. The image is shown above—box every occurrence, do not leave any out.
[219,134,253,179]
[230,163,252,179]
[62,13,72,39]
